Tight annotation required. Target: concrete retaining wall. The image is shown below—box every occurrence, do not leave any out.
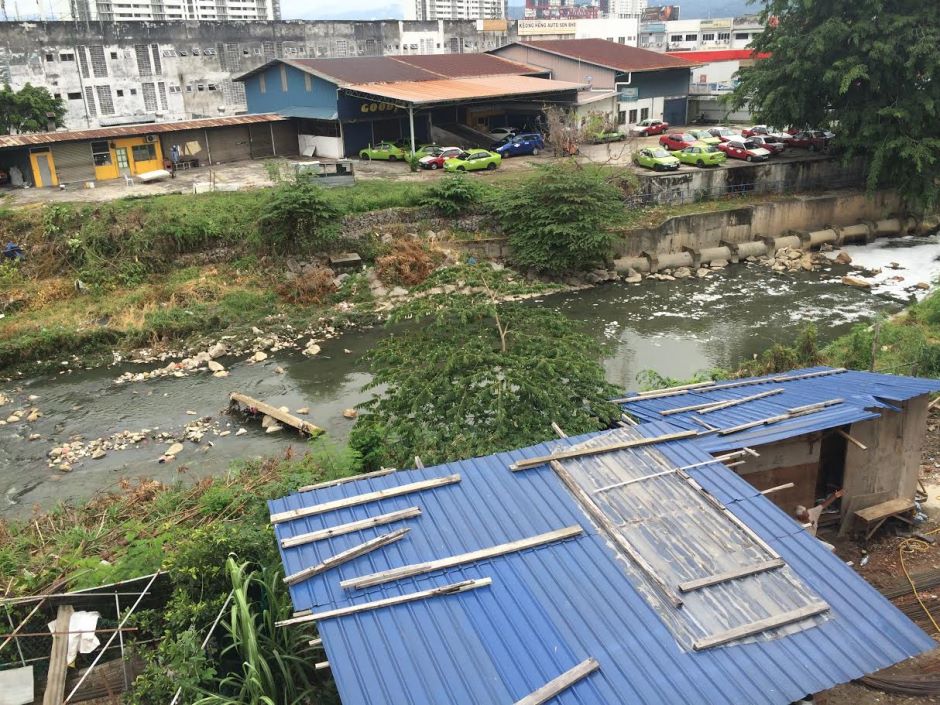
[613,191,903,259]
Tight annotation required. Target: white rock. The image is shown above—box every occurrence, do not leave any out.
[208,360,225,372]
[213,370,229,378]
[274,366,285,375]
[91,449,107,459]
[185,410,197,415]
[303,344,322,357]
[207,342,228,358]
[296,407,310,415]
[842,276,871,290]
[251,351,268,363]
[261,414,275,428]
[167,442,184,455]
[235,428,248,436]
[342,408,358,419]
[673,267,692,279]
[265,424,283,433]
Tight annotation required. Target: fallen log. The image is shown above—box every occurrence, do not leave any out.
[229,392,322,436]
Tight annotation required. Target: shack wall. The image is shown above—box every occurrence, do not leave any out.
[733,435,820,513]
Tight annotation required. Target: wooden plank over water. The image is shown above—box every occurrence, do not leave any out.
[230,392,322,436]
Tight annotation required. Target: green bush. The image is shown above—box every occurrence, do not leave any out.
[491,163,625,274]
[419,173,487,216]
[256,180,341,254]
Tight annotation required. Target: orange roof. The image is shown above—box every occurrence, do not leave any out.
[345,75,582,105]
[0,114,286,149]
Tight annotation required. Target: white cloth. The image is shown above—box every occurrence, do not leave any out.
[47,610,101,666]
[0,665,34,705]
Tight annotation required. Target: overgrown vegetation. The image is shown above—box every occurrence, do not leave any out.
[419,173,488,216]
[350,264,619,469]
[0,442,358,705]
[492,163,628,274]
[256,179,341,254]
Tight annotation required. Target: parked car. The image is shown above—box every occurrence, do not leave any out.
[418,146,463,170]
[632,147,680,171]
[741,125,771,137]
[443,149,502,172]
[590,130,626,144]
[671,144,727,167]
[787,130,833,151]
[689,129,721,146]
[659,132,701,151]
[629,119,669,136]
[707,126,739,142]
[359,142,406,161]
[487,126,518,141]
[495,133,545,157]
[717,138,771,162]
[747,135,785,155]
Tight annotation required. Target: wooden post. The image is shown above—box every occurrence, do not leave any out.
[43,605,74,705]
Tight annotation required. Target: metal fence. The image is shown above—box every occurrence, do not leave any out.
[624,172,867,209]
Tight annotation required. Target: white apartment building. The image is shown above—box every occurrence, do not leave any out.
[24,0,278,22]
[516,17,640,44]
[640,15,763,53]
[609,0,647,18]
[406,0,507,21]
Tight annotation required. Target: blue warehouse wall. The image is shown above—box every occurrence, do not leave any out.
[628,68,691,99]
[243,63,338,115]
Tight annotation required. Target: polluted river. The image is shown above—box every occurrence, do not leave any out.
[3,232,940,517]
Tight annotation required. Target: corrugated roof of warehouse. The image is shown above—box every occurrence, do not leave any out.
[235,53,543,85]
[268,420,933,705]
[511,38,702,72]
[0,113,287,149]
[344,74,582,105]
[619,366,940,453]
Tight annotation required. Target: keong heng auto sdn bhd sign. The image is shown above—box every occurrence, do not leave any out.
[518,19,577,36]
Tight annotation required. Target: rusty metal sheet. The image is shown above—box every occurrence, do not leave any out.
[0,114,287,149]
[514,38,702,72]
[344,75,582,105]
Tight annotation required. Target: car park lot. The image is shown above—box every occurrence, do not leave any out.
[352,127,835,182]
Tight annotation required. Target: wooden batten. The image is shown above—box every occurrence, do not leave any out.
[269,475,460,524]
[692,601,829,650]
[281,507,421,549]
[43,605,74,705]
[298,467,397,493]
[276,578,492,627]
[510,430,698,471]
[678,559,785,593]
[513,658,600,705]
[340,526,583,591]
[283,528,410,586]
[659,388,784,416]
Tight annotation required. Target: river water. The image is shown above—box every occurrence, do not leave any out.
[3,233,939,517]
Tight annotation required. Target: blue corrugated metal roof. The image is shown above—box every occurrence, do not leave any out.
[268,418,934,705]
[620,367,940,452]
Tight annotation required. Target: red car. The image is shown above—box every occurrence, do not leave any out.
[418,146,463,170]
[748,135,786,155]
[630,118,669,136]
[741,125,772,137]
[659,132,699,150]
[787,130,833,151]
[707,126,739,142]
[717,138,772,162]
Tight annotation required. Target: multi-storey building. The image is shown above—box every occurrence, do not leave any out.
[639,15,764,53]
[0,19,515,130]
[8,0,279,22]
[406,0,507,21]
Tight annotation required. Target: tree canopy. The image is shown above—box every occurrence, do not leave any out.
[349,265,620,469]
[730,0,940,208]
[0,83,66,135]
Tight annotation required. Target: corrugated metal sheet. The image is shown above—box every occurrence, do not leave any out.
[205,125,251,164]
[268,419,933,705]
[50,141,95,184]
[276,106,338,120]
[665,49,771,62]
[392,53,543,78]
[0,114,286,149]
[621,367,940,452]
[513,38,701,72]
[344,75,582,105]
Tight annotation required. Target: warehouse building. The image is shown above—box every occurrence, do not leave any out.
[0,114,294,187]
[489,38,696,128]
[235,53,582,158]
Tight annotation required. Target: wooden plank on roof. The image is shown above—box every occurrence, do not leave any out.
[510,430,698,471]
[678,559,785,593]
[276,578,492,626]
[298,467,397,493]
[281,507,421,548]
[269,475,460,524]
[513,657,600,705]
[283,528,410,586]
[692,601,829,650]
[340,526,583,591]
[658,388,784,416]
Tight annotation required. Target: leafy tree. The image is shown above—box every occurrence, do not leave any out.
[0,83,66,134]
[256,178,340,253]
[350,264,620,469]
[730,0,940,208]
[492,163,625,274]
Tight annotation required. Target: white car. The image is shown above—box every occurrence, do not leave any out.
[487,126,518,141]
